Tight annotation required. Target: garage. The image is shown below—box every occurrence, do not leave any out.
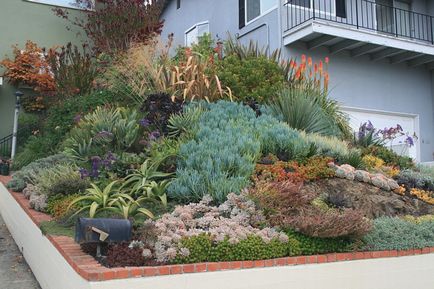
[342,107,420,162]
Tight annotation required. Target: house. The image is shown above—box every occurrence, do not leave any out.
[0,0,84,144]
[161,0,434,163]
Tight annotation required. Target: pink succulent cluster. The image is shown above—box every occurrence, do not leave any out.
[144,193,288,262]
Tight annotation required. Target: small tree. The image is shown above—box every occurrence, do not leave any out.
[53,0,165,55]
[0,41,56,111]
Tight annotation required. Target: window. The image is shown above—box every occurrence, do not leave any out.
[26,0,90,9]
[185,22,210,47]
[177,0,181,9]
[245,0,278,23]
[287,0,311,8]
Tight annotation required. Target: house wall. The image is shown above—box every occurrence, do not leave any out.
[161,0,434,162]
[0,0,85,139]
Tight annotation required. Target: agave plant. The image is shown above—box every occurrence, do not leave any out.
[111,197,154,219]
[121,159,173,205]
[167,105,205,138]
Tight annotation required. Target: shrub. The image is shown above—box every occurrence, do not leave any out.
[217,54,286,103]
[362,154,385,171]
[0,41,55,111]
[54,0,164,55]
[173,234,298,264]
[168,101,261,203]
[249,180,372,239]
[62,106,143,159]
[300,132,352,162]
[363,145,414,170]
[47,43,96,98]
[268,88,342,137]
[13,90,118,169]
[106,242,147,267]
[46,194,81,220]
[8,154,73,191]
[363,217,434,251]
[286,230,355,255]
[142,193,290,263]
[395,169,434,192]
[33,165,90,196]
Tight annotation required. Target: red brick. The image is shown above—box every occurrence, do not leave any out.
[430,247,434,253]
[422,247,430,254]
[336,253,348,261]
[254,260,265,268]
[317,255,327,263]
[389,250,398,257]
[115,269,129,279]
[183,264,195,273]
[143,267,158,276]
[372,251,382,259]
[170,265,183,275]
[413,249,422,255]
[242,261,254,269]
[207,263,221,271]
[363,252,374,259]
[230,261,242,270]
[264,259,274,267]
[306,255,317,264]
[407,249,415,255]
[274,258,287,266]
[286,257,297,265]
[296,256,306,265]
[102,270,116,280]
[195,263,207,272]
[326,254,336,262]
[220,262,231,270]
[87,270,101,281]
[158,266,170,276]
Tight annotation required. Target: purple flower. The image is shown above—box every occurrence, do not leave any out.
[73,114,82,123]
[79,168,89,179]
[149,130,161,141]
[139,118,151,128]
[405,136,415,147]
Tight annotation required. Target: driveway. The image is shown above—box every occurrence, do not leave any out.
[0,214,41,289]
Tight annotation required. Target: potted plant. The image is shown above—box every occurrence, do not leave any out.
[0,159,10,176]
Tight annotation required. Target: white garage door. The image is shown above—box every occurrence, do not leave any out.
[342,107,419,161]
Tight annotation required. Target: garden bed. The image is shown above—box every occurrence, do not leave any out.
[2,176,434,289]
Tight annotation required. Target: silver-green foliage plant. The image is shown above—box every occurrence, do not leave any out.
[7,154,73,192]
[168,101,308,203]
[363,217,434,251]
[62,106,142,160]
[300,131,352,162]
[167,105,205,139]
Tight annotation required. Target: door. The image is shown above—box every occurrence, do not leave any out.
[376,0,395,35]
[394,0,412,38]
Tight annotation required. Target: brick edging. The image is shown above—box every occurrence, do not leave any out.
[1,175,434,282]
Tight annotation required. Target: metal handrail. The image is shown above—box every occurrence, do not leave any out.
[284,0,434,45]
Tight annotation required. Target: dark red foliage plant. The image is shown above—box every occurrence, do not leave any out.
[249,180,372,239]
[105,242,146,268]
[53,0,165,55]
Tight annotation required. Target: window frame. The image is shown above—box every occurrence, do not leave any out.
[184,21,210,47]
[286,0,337,18]
[245,0,278,26]
[24,0,93,10]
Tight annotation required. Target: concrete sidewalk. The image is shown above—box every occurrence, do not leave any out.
[0,214,41,289]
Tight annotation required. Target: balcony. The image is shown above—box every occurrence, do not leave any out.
[282,0,434,69]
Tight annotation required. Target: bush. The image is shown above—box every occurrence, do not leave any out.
[168,101,261,203]
[106,243,147,267]
[268,88,342,137]
[8,154,73,191]
[46,193,81,220]
[363,217,434,251]
[300,132,352,162]
[13,90,118,169]
[363,145,414,170]
[173,234,299,264]
[142,193,289,263]
[217,54,286,103]
[286,230,355,255]
[395,169,434,192]
[249,180,372,239]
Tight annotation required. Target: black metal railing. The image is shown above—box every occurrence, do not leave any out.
[0,134,13,159]
[284,0,434,44]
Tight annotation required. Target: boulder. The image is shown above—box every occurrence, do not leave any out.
[302,178,434,219]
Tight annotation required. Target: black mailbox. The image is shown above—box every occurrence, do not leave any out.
[75,218,132,244]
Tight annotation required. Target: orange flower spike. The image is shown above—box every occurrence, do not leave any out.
[319,60,323,73]
[301,54,306,64]
[308,57,312,66]
[325,56,329,64]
